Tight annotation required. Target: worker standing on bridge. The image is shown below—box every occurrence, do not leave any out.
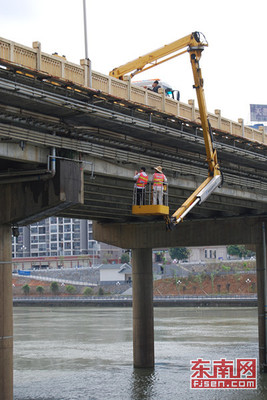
[134,167,148,205]
[147,80,161,93]
[152,80,161,93]
[146,80,161,93]
[152,166,167,205]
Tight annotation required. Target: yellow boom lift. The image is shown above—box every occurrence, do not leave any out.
[110,32,222,229]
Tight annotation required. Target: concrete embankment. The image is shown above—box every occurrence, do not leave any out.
[13,296,257,307]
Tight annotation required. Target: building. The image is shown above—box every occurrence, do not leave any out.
[12,217,228,270]
[166,246,228,263]
[12,217,123,268]
[99,264,132,285]
[188,246,228,262]
[153,246,228,264]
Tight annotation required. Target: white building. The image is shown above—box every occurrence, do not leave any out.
[188,246,227,262]
[99,264,132,284]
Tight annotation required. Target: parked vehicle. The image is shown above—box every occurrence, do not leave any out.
[132,79,180,100]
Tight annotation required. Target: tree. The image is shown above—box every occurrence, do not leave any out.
[120,253,130,263]
[227,245,255,259]
[83,287,93,296]
[22,284,30,295]
[36,286,44,295]
[169,247,190,261]
[50,281,59,295]
[98,287,104,296]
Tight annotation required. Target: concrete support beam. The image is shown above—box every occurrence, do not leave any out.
[256,242,266,371]
[0,160,84,225]
[256,222,267,372]
[132,248,154,368]
[93,217,264,249]
[0,224,13,400]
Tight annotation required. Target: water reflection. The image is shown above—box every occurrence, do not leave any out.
[130,368,156,400]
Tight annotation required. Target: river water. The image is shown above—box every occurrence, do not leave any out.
[13,306,267,400]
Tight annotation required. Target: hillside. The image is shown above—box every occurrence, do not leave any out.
[13,271,257,297]
[153,273,256,296]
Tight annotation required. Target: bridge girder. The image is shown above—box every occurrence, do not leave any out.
[0,66,267,225]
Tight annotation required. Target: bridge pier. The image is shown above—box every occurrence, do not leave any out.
[132,248,154,368]
[256,243,266,370]
[0,224,13,400]
[93,217,267,371]
[256,223,267,371]
[0,160,83,399]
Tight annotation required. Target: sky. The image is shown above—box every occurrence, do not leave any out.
[0,0,266,124]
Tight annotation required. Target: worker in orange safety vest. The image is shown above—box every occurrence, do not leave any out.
[134,167,148,205]
[152,165,167,205]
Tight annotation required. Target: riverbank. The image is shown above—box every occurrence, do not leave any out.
[13,295,257,307]
[12,271,257,297]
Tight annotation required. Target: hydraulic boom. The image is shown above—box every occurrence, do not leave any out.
[168,33,222,229]
[110,32,222,228]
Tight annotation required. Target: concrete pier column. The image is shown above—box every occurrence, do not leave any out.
[0,224,13,399]
[132,248,154,368]
[256,243,266,370]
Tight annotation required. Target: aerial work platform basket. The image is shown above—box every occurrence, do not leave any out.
[132,183,169,216]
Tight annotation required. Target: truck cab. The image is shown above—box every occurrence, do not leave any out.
[132,79,180,100]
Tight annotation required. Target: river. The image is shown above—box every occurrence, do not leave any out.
[13,306,267,400]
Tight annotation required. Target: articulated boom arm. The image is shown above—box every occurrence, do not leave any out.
[109,32,207,80]
[110,32,221,227]
[169,42,221,228]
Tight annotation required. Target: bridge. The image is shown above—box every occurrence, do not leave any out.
[1,37,267,399]
[1,57,267,224]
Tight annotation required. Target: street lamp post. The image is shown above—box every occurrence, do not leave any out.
[21,245,27,258]
[82,0,92,87]
[83,0,88,59]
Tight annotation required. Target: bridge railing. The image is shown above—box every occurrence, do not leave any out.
[0,36,265,145]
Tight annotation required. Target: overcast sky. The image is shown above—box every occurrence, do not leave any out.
[0,0,266,124]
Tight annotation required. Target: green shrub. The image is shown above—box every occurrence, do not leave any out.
[65,285,76,294]
[22,284,30,295]
[83,287,93,296]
